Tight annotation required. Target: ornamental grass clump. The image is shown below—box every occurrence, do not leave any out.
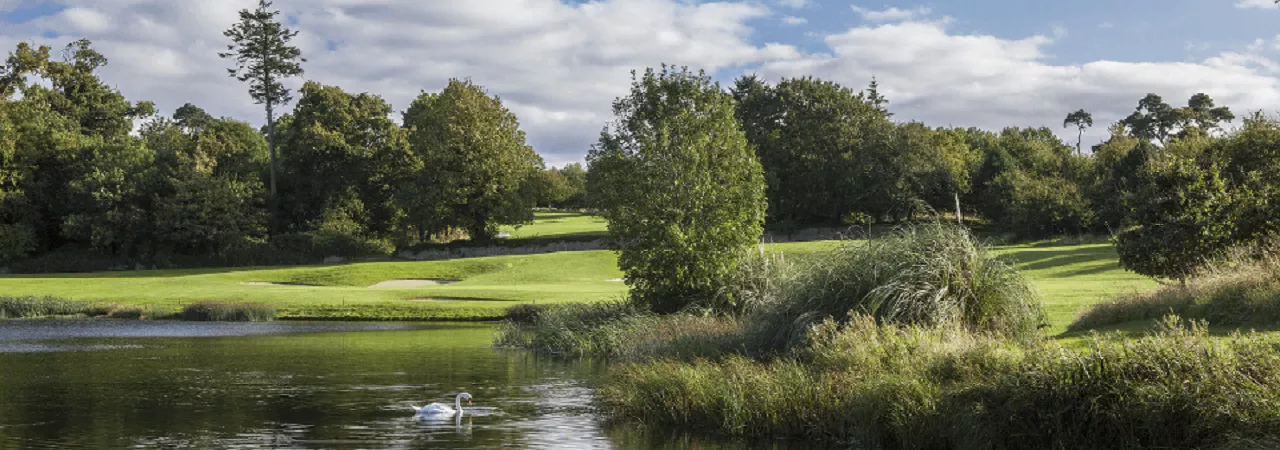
[755,223,1045,351]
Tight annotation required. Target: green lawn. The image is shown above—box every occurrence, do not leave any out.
[0,237,1155,328]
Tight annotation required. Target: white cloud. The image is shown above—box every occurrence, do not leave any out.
[1,0,788,167]
[850,5,932,22]
[1236,0,1279,9]
[782,15,807,26]
[756,20,1280,148]
[5,1,1280,164]
[777,0,807,8]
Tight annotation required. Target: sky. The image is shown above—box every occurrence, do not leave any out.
[3,0,1280,167]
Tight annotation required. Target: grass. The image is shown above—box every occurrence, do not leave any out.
[600,315,1280,449]
[0,210,1155,323]
[0,239,1151,323]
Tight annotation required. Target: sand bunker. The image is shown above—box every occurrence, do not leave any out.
[606,278,625,283]
[368,279,460,289]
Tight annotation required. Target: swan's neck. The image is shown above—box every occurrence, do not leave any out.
[455,395,464,414]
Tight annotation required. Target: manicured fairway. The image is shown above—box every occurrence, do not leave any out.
[500,212,608,240]
[0,238,1154,327]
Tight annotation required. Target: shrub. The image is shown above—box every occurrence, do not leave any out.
[181,301,276,322]
[1115,154,1234,283]
[754,223,1044,351]
[588,65,767,314]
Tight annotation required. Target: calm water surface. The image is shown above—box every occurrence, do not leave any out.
[0,320,831,449]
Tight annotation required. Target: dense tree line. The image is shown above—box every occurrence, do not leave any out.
[2,4,1275,284]
[0,38,544,270]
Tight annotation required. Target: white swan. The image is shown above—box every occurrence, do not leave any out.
[412,393,472,417]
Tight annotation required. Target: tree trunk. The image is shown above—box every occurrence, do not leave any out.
[266,99,279,236]
[954,192,963,225]
[1077,127,1084,155]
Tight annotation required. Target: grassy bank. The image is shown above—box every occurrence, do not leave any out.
[602,316,1280,448]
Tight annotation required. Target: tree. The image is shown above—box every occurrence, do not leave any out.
[220,0,305,233]
[1115,154,1233,284]
[276,82,411,239]
[1120,94,1180,144]
[401,79,543,242]
[731,75,889,228]
[1063,109,1093,154]
[557,163,589,208]
[589,66,767,313]
[1181,93,1235,135]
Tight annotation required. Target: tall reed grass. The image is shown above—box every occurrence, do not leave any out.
[601,315,1280,449]
[0,296,110,318]
[181,301,276,322]
[754,223,1045,351]
[1070,254,1280,331]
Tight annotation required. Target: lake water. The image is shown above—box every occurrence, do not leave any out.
[0,320,830,449]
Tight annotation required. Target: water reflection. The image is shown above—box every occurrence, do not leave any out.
[0,320,832,449]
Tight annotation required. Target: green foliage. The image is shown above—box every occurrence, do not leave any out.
[277,82,411,240]
[556,163,589,208]
[757,223,1044,350]
[400,79,543,242]
[1115,153,1234,282]
[989,171,1093,238]
[181,301,276,322]
[590,66,767,313]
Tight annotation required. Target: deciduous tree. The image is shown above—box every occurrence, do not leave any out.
[590,66,767,313]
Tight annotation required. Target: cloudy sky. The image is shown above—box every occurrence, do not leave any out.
[3,0,1279,167]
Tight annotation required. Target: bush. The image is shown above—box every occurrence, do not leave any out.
[1115,154,1234,282]
[601,315,1280,448]
[181,301,276,322]
[1070,254,1280,331]
[754,223,1044,351]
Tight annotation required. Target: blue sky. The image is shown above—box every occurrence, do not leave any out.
[2,0,1280,166]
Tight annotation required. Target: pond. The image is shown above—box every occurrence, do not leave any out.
[0,320,832,449]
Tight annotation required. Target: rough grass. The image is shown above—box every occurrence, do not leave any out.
[1070,256,1280,332]
[601,315,1280,449]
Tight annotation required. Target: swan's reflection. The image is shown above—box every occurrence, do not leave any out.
[415,411,472,435]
